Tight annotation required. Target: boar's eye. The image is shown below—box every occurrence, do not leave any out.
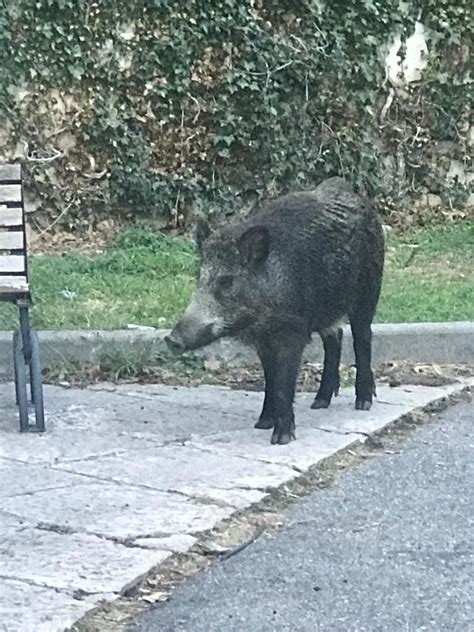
[216,275,234,293]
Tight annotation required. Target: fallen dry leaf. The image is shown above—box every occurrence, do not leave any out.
[204,357,221,371]
[141,591,170,604]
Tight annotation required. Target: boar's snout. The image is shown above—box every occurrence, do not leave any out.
[167,289,227,352]
[166,317,224,353]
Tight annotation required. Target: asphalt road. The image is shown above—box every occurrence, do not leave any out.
[129,400,474,632]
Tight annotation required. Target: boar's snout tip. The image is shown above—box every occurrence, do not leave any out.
[164,333,185,353]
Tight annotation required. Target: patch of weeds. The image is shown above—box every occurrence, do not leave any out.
[45,346,207,386]
[45,352,352,393]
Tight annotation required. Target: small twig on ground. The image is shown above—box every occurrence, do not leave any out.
[23,142,63,162]
[30,199,76,242]
[220,525,266,560]
[402,245,419,268]
[202,525,266,561]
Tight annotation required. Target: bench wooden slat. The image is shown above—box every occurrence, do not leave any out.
[0,275,29,294]
[0,231,24,250]
[0,255,25,273]
[0,206,23,227]
[0,164,21,182]
[0,184,22,203]
[0,164,30,300]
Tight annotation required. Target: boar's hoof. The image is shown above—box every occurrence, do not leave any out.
[311,397,330,409]
[271,423,296,445]
[271,430,295,445]
[355,399,372,411]
[255,415,275,429]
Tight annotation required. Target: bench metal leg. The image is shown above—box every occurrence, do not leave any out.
[13,330,29,432]
[29,331,45,431]
[13,305,45,433]
[19,306,32,364]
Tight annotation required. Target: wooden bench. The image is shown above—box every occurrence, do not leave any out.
[0,163,45,432]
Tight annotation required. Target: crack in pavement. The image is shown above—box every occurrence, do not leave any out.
[2,482,97,499]
[48,465,241,509]
[204,449,307,474]
[184,441,325,474]
[0,455,36,465]
[0,508,36,524]
[375,400,406,406]
[0,573,112,598]
[312,424,372,437]
[0,445,154,467]
[110,389,257,419]
[163,487,238,510]
[57,443,157,463]
[34,521,175,548]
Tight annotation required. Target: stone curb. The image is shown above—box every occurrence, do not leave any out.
[0,321,472,379]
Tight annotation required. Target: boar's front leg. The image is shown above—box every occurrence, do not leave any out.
[254,354,276,430]
[255,333,306,445]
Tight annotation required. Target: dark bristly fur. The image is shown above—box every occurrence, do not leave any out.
[166,178,385,445]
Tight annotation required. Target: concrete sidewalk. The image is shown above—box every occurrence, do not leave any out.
[0,379,471,631]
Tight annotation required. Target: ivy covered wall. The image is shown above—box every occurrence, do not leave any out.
[0,0,472,231]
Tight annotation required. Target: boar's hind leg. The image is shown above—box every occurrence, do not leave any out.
[255,335,306,445]
[349,312,376,411]
[311,327,343,409]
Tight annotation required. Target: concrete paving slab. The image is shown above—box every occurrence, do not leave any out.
[55,445,295,509]
[294,384,460,434]
[0,428,155,466]
[188,426,361,471]
[0,460,91,498]
[115,383,265,417]
[187,384,462,470]
[0,378,471,632]
[0,579,108,632]
[1,481,231,540]
[0,385,249,465]
[0,514,170,594]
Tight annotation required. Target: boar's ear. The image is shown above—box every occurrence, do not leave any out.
[237,226,270,266]
[196,218,211,255]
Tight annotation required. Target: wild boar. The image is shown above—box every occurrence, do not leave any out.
[166,178,384,445]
